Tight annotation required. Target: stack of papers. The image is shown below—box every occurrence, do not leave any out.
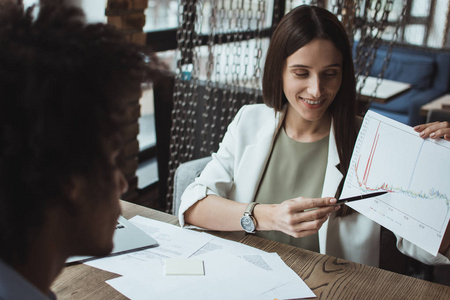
[85,215,315,300]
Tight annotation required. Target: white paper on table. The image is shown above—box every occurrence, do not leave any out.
[342,110,450,256]
[252,253,316,299]
[193,233,315,299]
[85,250,164,276]
[85,215,213,275]
[189,232,267,257]
[106,250,313,300]
[84,215,314,299]
[106,251,274,300]
[129,215,213,258]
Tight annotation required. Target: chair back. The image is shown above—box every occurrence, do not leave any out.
[426,109,450,123]
[172,157,212,216]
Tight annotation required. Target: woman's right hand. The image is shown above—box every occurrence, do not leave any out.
[254,197,340,238]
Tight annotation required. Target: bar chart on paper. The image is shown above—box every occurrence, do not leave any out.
[342,110,450,256]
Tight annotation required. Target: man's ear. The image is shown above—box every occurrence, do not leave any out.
[62,175,85,207]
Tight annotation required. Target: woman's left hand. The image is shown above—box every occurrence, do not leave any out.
[414,121,450,141]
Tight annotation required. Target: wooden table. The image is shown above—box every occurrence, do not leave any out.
[52,201,450,299]
[357,76,411,103]
[420,94,450,116]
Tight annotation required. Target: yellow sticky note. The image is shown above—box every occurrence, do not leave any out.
[165,258,204,275]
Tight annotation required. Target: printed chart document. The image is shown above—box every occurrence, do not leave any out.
[342,110,450,256]
[86,216,315,300]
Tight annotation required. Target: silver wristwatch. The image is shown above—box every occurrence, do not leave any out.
[240,202,259,233]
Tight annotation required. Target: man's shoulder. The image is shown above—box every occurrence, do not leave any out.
[0,260,51,300]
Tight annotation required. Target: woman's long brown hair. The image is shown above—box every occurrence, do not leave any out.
[262,5,358,216]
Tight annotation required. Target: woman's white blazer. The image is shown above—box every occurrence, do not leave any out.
[179,104,450,267]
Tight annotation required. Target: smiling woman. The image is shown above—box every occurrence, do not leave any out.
[181,3,358,258]
[281,39,343,142]
[178,4,450,269]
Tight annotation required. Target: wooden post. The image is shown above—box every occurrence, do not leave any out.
[106,0,148,203]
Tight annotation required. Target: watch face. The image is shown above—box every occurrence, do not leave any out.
[240,215,255,233]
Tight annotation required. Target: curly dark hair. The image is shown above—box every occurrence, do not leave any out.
[0,2,159,263]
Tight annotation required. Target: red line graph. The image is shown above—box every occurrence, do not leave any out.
[355,120,449,206]
[363,123,380,186]
[346,111,450,254]
[355,122,393,192]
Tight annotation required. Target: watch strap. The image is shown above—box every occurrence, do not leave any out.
[244,202,258,216]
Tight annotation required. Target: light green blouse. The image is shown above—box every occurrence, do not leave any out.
[254,127,329,252]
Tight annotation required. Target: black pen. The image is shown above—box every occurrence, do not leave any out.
[334,191,388,205]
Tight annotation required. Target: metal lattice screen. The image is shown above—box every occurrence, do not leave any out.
[165,0,449,212]
[165,0,276,212]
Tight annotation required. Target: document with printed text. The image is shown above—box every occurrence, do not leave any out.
[86,216,315,299]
